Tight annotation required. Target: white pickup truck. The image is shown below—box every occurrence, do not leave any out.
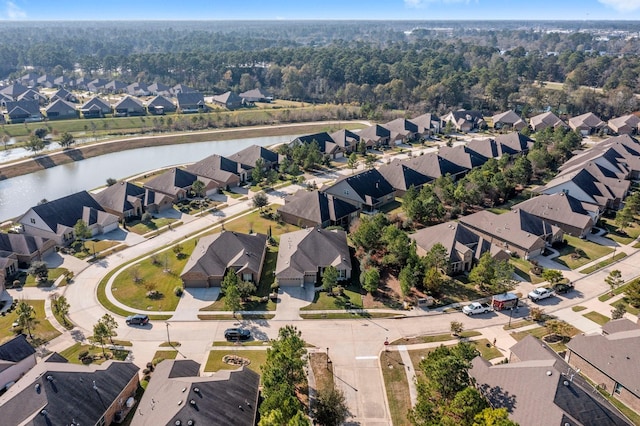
[528,287,555,302]
[462,302,493,316]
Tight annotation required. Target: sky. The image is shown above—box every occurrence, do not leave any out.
[2,0,640,21]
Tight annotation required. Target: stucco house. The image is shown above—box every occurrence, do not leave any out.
[275,228,351,287]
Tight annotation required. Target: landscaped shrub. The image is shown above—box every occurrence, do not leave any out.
[174,286,184,297]
[78,350,89,359]
[146,290,162,299]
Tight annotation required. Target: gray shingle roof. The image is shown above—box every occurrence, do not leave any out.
[569,112,605,130]
[277,190,359,226]
[45,99,77,115]
[228,144,279,169]
[177,92,205,108]
[80,96,111,112]
[25,191,111,234]
[377,159,433,192]
[323,168,395,204]
[144,168,198,196]
[92,181,146,214]
[146,95,176,111]
[0,335,35,363]
[529,111,566,130]
[0,233,51,256]
[512,192,594,233]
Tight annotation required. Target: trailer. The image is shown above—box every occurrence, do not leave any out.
[491,293,519,311]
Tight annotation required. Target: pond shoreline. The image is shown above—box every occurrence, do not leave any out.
[0,120,365,181]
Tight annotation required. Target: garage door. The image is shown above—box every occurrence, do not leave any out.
[102,222,119,234]
[303,273,317,284]
[278,277,303,287]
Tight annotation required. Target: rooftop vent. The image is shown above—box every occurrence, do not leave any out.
[182,387,187,393]
[190,399,196,406]
[187,421,194,426]
[175,421,182,426]
[193,387,200,393]
[46,375,53,382]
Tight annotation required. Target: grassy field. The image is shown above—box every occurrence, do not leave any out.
[0,300,61,345]
[598,217,640,245]
[59,342,129,364]
[555,235,613,269]
[583,311,610,326]
[434,276,485,307]
[580,252,627,274]
[203,349,267,374]
[510,258,545,284]
[511,324,581,353]
[71,239,121,259]
[300,286,364,311]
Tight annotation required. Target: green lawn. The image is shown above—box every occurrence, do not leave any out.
[582,311,610,326]
[391,331,481,345]
[0,300,61,345]
[203,349,267,375]
[127,216,179,235]
[380,349,412,426]
[510,258,545,284]
[599,217,640,245]
[300,286,364,311]
[580,252,627,274]
[433,276,486,307]
[299,312,398,319]
[18,267,69,287]
[223,208,299,242]
[572,305,587,312]
[152,350,178,365]
[511,324,582,353]
[555,235,614,269]
[59,342,129,365]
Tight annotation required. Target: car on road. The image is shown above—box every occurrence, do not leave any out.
[553,282,574,294]
[462,302,493,315]
[224,328,251,341]
[125,314,149,326]
[528,287,555,302]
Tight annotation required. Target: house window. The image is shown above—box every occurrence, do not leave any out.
[30,218,36,224]
[97,416,106,426]
[338,269,347,279]
[614,383,623,394]
[242,273,253,282]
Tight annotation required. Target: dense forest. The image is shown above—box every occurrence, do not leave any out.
[2,20,640,118]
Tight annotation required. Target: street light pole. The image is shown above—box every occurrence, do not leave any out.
[165,322,171,346]
[326,347,330,369]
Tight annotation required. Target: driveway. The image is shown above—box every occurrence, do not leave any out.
[273,284,315,321]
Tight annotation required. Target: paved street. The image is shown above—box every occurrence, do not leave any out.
[6,143,640,425]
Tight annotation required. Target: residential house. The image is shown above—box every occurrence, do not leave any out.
[147,82,172,96]
[494,132,534,156]
[146,95,176,115]
[0,233,56,266]
[17,89,46,105]
[240,87,273,103]
[410,112,441,137]
[143,190,173,214]
[459,209,563,259]
[143,168,199,202]
[437,145,489,171]
[211,91,243,110]
[277,190,360,229]
[172,84,197,95]
[565,323,640,416]
[50,88,77,103]
[410,221,509,274]
[357,124,391,148]
[103,80,128,94]
[87,78,108,92]
[131,360,259,426]
[45,99,78,120]
[92,181,146,220]
[608,114,640,135]
[0,360,140,426]
[512,192,597,238]
[74,77,91,90]
[0,335,37,390]
[186,154,244,191]
[18,73,39,87]
[471,335,632,426]
[401,153,468,181]
[441,109,485,132]
[180,231,267,288]
[569,112,606,136]
[321,168,395,212]
[4,100,42,123]
[126,82,150,96]
[560,134,640,180]
[601,318,639,335]
[291,132,343,158]
[177,92,206,113]
[377,159,433,196]
[36,74,56,88]
[329,129,361,154]
[492,110,526,131]
[383,118,419,142]
[275,228,351,286]
[53,75,72,88]
[0,252,18,286]
[113,96,145,117]
[529,111,567,132]
[0,83,29,99]
[466,137,501,160]
[80,96,112,118]
[228,144,279,172]
[18,191,120,245]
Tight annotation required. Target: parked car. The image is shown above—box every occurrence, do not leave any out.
[224,328,251,341]
[462,302,493,316]
[125,314,149,326]
[528,287,555,302]
[553,282,574,294]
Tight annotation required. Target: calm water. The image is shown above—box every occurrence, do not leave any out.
[0,134,297,222]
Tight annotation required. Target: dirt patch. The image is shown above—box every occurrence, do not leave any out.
[362,270,405,310]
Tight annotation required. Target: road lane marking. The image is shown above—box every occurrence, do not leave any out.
[355,356,379,360]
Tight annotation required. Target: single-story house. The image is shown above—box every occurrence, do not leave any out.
[401,153,468,181]
[131,360,259,426]
[437,145,489,171]
[103,80,128,93]
[172,84,197,95]
[211,91,243,110]
[87,78,108,92]
[147,82,172,96]
[357,124,391,148]
[18,191,120,245]
[441,109,485,132]
[0,335,37,390]
[0,233,56,266]
[566,323,640,417]
[494,132,534,155]
[492,110,526,131]
[512,192,596,238]
[126,82,150,97]
[410,221,509,274]
[409,112,441,137]
[146,95,176,115]
[459,209,563,259]
[240,87,273,103]
[471,335,632,426]
[80,96,112,118]
[228,144,279,172]
[4,100,42,123]
[0,359,140,426]
[569,112,606,136]
[45,99,78,120]
[0,83,29,100]
[383,118,419,142]
[275,228,351,286]
[50,88,77,103]
[0,251,18,285]
[277,190,360,229]
[177,92,206,113]
[329,129,360,154]
[321,168,395,212]
[377,159,433,196]
[143,189,174,214]
[113,96,145,117]
[180,231,267,288]
[185,154,244,191]
[529,111,567,132]
[290,132,343,158]
[608,114,640,135]
[143,168,199,202]
[92,181,146,220]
